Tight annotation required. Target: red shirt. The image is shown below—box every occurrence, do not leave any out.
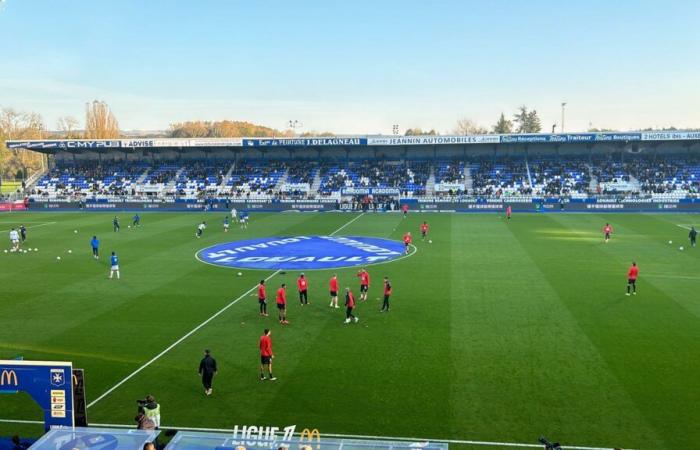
[329,277,339,292]
[506,206,512,215]
[384,281,392,296]
[259,335,272,357]
[297,277,307,291]
[628,266,638,280]
[420,223,428,233]
[403,233,412,244]
[358,271,370,286]
[346,291,355,308]
[402,204,408,212]
[276,287,286,305]
[258,284,266,300]
[604,225,613,234]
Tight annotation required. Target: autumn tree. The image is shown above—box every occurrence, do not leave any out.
[84,100,119,139]
[56,116,81,138]
[404,128,437,136]
[0,108,46,179]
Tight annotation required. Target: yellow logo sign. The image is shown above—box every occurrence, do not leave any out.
[0,369,18,386]
[299,428,320,450]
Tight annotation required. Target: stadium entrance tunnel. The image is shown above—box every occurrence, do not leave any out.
[196,235,409,270]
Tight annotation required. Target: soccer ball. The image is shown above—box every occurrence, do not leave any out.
[237,272,243,276]
[679,246,684,251]
[23,250,27,253]
[34,248,38,251]
[27,248,32,252]
[56,256,61,261]
[428,239,433,244]
[669,240,673,244]
[3,250,7,253]
[68,250,72,254]
[128,225,131,228]
[74,230,78,234]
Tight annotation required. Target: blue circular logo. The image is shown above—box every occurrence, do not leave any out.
[196,235,408,270]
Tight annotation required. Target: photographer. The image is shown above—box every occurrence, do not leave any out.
[137,395,161,429]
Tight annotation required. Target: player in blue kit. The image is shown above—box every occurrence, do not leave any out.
[90,236,100,259]
[109,251,120,279]
[132,213,141,227]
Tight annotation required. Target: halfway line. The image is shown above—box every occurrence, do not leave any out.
[86,212,365,408]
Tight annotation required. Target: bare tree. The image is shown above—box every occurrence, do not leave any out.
[453,118,488,135]
[0,108,46,179]
[84,100,119,139]
[57,116,80,138]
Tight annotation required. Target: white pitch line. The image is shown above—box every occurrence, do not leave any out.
[86,213,366,409]
[0,419,631,450]
[0,222,56,233]
[676,224,692,230]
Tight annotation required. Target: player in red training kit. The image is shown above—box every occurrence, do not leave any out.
[603,223,614,243]
[403,231,412,254]
[258,279,268,316]
[420,221,429,241]
[402,203,409,218]
[506,205,512,220]
[626,262,638,296]
[356,268,370,301]
[297,273,308,305]
[276,283,288,324]
[329,274,339,308]
[259,329,276,381]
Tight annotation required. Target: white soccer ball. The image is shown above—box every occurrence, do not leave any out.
[128,225,131,228]
[68,250,72,254]
[23,250,27,253]
[56,256,61,261]
[34,248,38,251]
[74,230,78,234]
[680,246,684,251]
[27,248,32,252]
[3,250,7,253]
[237,272,242,276]
[669,240,673,244]
[428,239,432,244]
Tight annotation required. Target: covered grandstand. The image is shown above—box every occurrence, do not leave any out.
[6,131,700,212]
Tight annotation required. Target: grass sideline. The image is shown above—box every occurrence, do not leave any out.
[0,211,698,449]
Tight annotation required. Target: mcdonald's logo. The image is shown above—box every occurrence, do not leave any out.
[299,428,320,450]
[0,369,18,386]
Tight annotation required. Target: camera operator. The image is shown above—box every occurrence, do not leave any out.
[137,395,161,429]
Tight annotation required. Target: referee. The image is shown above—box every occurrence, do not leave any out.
[198,349,218,396]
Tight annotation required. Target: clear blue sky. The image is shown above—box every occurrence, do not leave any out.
[1,0,699,133]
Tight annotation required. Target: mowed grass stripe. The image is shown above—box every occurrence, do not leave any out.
[512,214,699,449]
[448,215,659,449]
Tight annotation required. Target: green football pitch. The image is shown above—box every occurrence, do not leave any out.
[1,211,699,450]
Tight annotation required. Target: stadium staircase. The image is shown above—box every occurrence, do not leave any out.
[274,168,289,191]
[464,164,473,192]
[218,162,236,189]
[309,169,322,196]
[587,164,599,192]
[166,167,186,192]
[525,158,534,188]
[628,174,642,192]
[135,168,150,185]
[425,165,436,196]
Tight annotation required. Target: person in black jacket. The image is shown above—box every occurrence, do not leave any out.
[198,349,218,396]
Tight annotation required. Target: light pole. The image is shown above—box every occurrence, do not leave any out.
[288,120,303,135]
[561,102,567,133]
[392,124,399,135]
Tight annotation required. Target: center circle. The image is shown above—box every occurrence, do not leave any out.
[196,235,407,270]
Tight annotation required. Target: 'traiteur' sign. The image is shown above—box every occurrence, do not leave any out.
[196,236,407,270]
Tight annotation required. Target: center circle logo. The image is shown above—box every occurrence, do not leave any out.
[196,235,407,270]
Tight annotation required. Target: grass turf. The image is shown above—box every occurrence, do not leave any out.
[0,211,699,449]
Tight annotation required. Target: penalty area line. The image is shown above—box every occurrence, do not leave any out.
[86,212,366,409]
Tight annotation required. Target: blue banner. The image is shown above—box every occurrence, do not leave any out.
[0,360,74,429]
